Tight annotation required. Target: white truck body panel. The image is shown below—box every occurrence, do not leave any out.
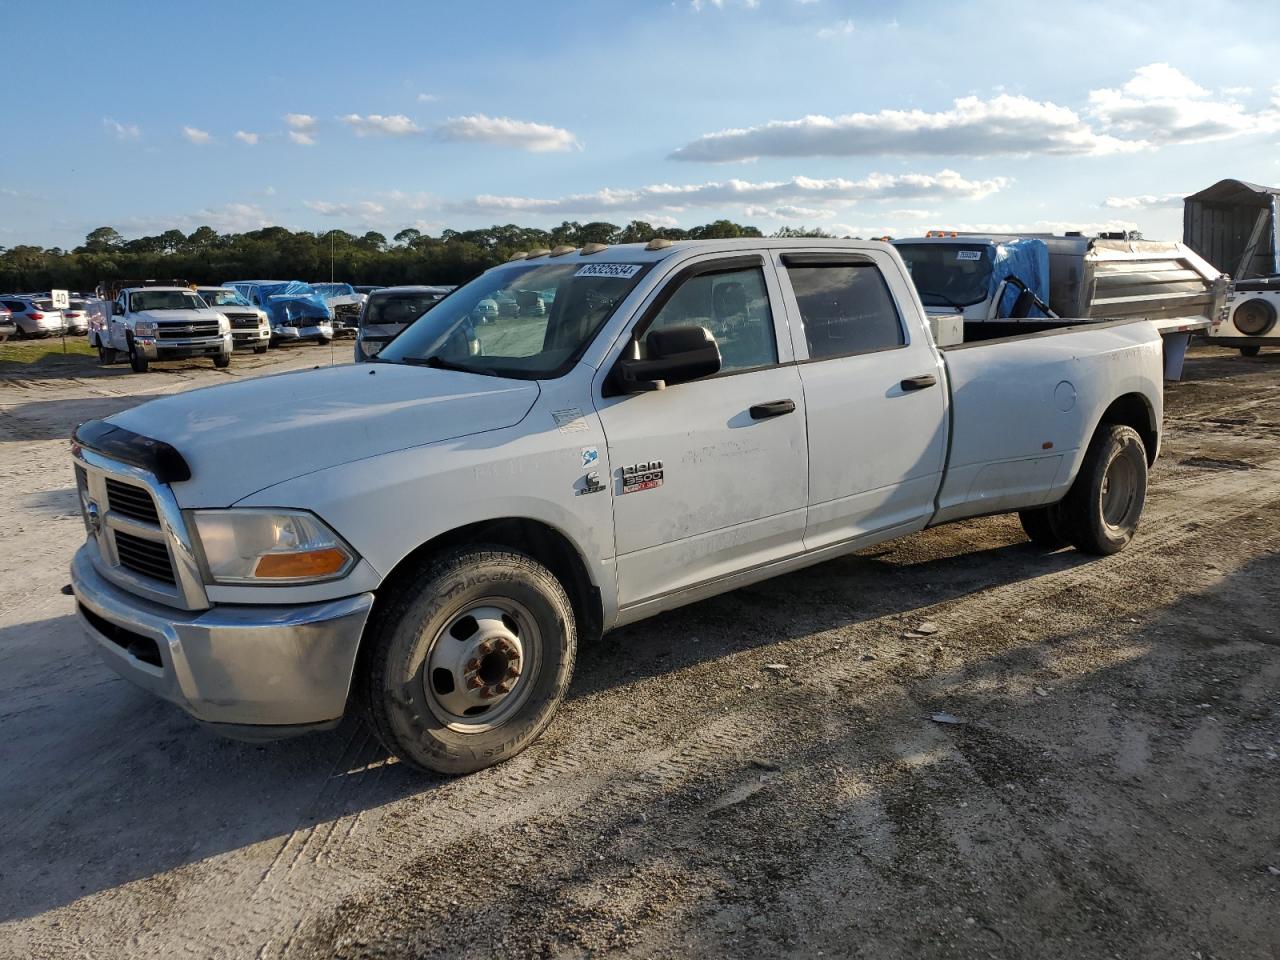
[69,238,1164,733]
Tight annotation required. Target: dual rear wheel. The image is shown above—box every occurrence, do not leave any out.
[1019,424,1148,555]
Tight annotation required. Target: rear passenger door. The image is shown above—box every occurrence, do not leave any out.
[775,250,948,551]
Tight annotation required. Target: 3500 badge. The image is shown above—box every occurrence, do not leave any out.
[621,460,663,494]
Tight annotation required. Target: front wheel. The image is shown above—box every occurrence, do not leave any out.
[128,340,149,373]
[253,345,268,354]
[363,546,577,775]
[98,345,118,365]
[213,354,231,369]
[1059,424,1148,555]
[1240,346,1261,357]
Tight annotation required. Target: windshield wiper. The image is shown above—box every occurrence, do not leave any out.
[922,292,969,310]
[401,354,483,373]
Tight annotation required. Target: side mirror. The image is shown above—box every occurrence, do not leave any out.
[611,325,722,393]
[112,302,124,316]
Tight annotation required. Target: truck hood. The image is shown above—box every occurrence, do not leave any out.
[105,364,540,506]
[134,308,225,325]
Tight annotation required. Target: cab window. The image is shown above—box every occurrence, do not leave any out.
[641,266,776,374]
[785,263,904,360]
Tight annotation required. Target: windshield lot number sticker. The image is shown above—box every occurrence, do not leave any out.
[956,250,982,261]
[575,263,643,279]
[621,460,663,494]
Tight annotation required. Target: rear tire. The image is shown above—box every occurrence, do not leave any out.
[1240,346,1261,357]
[1059,424,1147,555]
[363,546,577,776]
[1018,505,1068,549]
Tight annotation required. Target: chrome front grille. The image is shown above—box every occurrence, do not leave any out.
[114,530,176,583]
[72,449,209,611]
[157,321,220,339]
[104,478,160,524]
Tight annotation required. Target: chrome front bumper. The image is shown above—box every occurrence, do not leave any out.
[71,544,374,734]
[135,333,233,360]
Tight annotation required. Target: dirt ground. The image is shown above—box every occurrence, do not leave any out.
[0,344,1277,960]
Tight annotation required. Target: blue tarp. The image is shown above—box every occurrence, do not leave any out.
[224,280,331,326]
[991,238,1050,317]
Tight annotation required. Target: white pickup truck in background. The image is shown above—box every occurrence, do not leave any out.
[89,281,233,372]
[70,239,1163,774]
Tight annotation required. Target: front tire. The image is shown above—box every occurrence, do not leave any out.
[98,345,118,365]
[213,354,231,369]
[1059,424,1147,555]
[1240,346,1261,357]
[128,339,149,373]
[253,345,268,354]
[363,546,577,775]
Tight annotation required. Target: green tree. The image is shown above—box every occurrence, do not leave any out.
[81,227,124,253]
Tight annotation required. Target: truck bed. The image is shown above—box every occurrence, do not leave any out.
[931,318,1164,525]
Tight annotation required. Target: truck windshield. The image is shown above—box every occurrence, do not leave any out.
[201,289,251,307]
[894,243,994,308]
[378,261,652,378]
[131,290,204,311]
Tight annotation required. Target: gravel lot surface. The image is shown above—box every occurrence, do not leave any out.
[1,345,1277,959]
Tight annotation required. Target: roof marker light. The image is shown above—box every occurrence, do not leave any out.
[580,242,609,255]
[645,238,672,251]
[549,245,576,257]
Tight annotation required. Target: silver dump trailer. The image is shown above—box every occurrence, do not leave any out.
[895,232,1225,380]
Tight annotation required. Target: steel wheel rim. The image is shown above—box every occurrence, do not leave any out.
[1101,451,1139,531]
[423,596,541,732]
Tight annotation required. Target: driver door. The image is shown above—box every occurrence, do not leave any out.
[594,254,809,610]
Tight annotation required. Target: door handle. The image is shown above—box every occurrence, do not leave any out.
[900,374,937,391]
[749,399,796,419]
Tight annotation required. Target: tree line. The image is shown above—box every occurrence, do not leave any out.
[0,220,836,293]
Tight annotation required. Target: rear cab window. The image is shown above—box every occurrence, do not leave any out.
[781,256,905,360]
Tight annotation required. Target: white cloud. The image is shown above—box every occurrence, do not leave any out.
[745,204,836,220]
[1101,192,1184,210]
[450,169,1007,216]
[283,114,318,145]
[417,93,439,102]
[118,202,272,235]
[339,113,423,137]
[816,18,854,38]
[436,114,580,152]
[672,63,1280,162]
[671,95,1134,161]
[641,214,680,228]
[182,126,212,145]
[690,0,758,9]
[1087,64,1279,146]
[304,200,388,218]
[234,130,259,145]
[103,118,140,140]
[381,190,435,212]
[1221,85,1253,97]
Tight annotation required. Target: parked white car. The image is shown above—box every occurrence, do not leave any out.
[70,239,1163,775]
[1,297,64,337]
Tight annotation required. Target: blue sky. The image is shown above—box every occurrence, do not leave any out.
[3,0,1277,248]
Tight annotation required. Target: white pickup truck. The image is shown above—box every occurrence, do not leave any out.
[69,239,1163,774]
[89,283,233,372]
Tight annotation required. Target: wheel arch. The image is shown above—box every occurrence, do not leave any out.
[370,516,604,647]
[1095,391,1159,465]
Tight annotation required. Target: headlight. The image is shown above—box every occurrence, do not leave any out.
[190,509,356,584]
[135,320,158,337]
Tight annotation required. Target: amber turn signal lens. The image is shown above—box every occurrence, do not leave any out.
[253,548,349,579]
